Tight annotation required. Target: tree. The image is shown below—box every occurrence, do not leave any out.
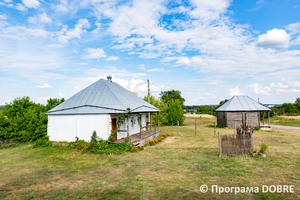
[295,97,300,110]
[0,96,65,142]
[166,99,185,126]
[160,90,185,106]
[219,99,228,107]
[281,103,299,114]
[143,95,168,126]
[45,98,65,111]
[143,95,184,126]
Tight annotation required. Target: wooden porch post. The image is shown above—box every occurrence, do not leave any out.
[268,111,270,127]
[127,117,130,142]
[139,115,142,138]
[258,112,260,127]
[263,112,265,125]
[157,112,160,131]
[150,112,152,134]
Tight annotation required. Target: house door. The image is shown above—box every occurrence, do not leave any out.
[111,118,117,141]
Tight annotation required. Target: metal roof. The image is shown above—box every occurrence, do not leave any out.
[46,78,160,115]
[216,95,270,112]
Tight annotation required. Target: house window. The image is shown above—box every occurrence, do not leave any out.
[131,117,136,128]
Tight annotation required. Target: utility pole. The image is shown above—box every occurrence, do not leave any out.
[148,79,150,123]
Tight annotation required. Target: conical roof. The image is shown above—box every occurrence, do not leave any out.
[216,95,270,112]
[46,78,160,115]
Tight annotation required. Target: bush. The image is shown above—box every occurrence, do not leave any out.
[216,124,224,128]
[260,143,269,154]
[33,137,49,148]
[72,137,89,151]
[254,126,260,131]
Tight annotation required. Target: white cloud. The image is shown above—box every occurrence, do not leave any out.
[138,64,145,70]
[59,92,65,97]
[36,83,52,88]
[147,68,167,72]
[92,22,101,34]
[39,12,52,23]
[176,57,190,65]
[74,86,79,90]
[57,18,90,44]
[229,87,243,96]
[286,22,300,35]
[257,29,291,49]
[22,0,40,8]
[54,4,68,12]
[106,56,119,61]
[129,79,168,92]
[15,3,28,11]
[249,83,270,95]
[86,66,146,78]
[82,48,106,59]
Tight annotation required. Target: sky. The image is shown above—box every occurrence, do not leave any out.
[0,0,300,106]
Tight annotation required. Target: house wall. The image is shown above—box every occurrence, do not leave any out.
[217,111,259,128]
[48,114,111,142]
[217,111,226,127]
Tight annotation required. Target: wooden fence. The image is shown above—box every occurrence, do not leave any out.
[218,129,253,156]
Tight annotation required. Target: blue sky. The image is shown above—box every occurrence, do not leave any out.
[1,0,300,105]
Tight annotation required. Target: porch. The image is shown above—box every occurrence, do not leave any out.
[113,122,161,145]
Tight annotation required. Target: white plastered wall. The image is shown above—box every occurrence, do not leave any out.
[48,114,111,142]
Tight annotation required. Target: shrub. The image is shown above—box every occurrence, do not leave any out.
[33,137,49,148]
[260,143,269,154]
[254,126,260,131]
[216,124,224,128]
[72,137,89,151]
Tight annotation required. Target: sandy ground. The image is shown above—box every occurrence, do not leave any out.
[184,114,215,118]
[278,116,300,119]
[271,124,300,133]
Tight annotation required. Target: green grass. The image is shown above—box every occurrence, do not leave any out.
[0,118,299,199]
[269,116,300,127]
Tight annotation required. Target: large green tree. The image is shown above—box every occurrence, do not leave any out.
[0,96,64,142]
[160,90,185,106]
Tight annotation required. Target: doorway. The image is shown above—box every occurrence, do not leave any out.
[111,118,117,141]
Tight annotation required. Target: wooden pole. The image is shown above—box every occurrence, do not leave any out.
[127,117,130,143]
[177,121,179,136]
[147,79,150,123]
[214,122,216,135]
[150,112,152,134]
[263,112,265,125]
[258,112,260,127]
[157,113,160,131]
[195,119,197,135]
[139,115,142,138]
[218,131,222,157]
[268,111,270,128]
[234,122,236,136]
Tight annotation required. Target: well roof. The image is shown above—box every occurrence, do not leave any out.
[216,95,270,112]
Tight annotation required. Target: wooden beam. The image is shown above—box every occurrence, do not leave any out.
[150,112,152,133]
[157,112,160,131]
[263,112,265,125]
[218,131,222,157]
[268,111,270,127]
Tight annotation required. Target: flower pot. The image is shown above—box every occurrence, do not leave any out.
[251,152,258,157]
[260,153,267,158]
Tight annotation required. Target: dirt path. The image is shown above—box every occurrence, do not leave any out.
[271,124,300,133]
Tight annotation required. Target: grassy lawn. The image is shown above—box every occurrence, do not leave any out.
[0,117,299,199]
[269,116,300,127]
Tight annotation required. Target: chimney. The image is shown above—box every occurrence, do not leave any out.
[107,75,112,82]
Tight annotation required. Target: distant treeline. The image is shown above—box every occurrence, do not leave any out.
[270,98,300,116]
[0,105,4,110]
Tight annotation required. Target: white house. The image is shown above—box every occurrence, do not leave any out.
[46,76,160,142]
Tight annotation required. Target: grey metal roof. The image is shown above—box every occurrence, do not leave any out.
[216,95,270,112]
[46,78,160,115]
